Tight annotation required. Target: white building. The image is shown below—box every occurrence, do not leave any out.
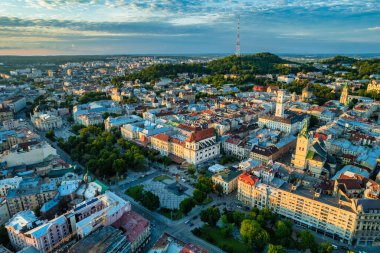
[0,141,57,167]
[31,112,63,131]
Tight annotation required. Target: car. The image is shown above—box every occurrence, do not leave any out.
[184,220,191,224]
[331,244,338,250]
[192,215,198,220]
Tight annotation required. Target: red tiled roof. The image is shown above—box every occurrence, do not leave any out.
[238,171,259,186]
[186,128,215,142]
[314,133,328,141]
[178,124,201,132]
[152,133,170,142]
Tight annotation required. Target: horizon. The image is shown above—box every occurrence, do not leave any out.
[1,1,380,56]
[0,52,380,58]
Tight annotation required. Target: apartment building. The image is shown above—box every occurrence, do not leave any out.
[237,173,380,247]
[6,183,57,216]
[0,108,13,122]
[6,191,131,252]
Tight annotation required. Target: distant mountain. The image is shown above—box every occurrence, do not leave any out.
[121,52,306,83]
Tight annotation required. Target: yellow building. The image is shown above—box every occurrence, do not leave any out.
[6,185,56,216]
[292,120,311,170]
[237,173,380,247]
[367,80,380,93]
[150,128,220,165]
[212,169,242,194]
[340,83,349,105]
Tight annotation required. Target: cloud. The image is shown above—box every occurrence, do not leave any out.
[0,0,379,55]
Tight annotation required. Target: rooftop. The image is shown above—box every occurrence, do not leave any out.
[112,211,149,243]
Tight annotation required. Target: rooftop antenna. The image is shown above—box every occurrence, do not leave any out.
[235,15,241,57]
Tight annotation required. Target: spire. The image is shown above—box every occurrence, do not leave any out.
[299,119,310,139]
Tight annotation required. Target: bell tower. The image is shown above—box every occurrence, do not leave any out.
[275,89,285,118]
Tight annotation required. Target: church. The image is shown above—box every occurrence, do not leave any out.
[292,120,337,179]
[258,89,308,134]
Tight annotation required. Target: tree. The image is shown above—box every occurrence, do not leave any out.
[126,185,144,201]
[275,220,292,238]
[232,211,246,227]
[240,219,269,250]
[267,244,285,253]
[195,175,213,194]
[298,230,317,252]
[319,242,334,253]
[214,183,224,196]
[188,165,196,175]
[192,189,207,204]
[256,214,266,227]
[140,191,160,210]
[45,129,55,141]
[179,197,196,215]
[200,206,221,226]
[112,159,126,174]
[256,229,270,250]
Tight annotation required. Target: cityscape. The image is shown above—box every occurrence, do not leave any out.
[0,1,380,253]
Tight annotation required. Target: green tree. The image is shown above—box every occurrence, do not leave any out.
[298,230,317,252]
[126,185,144,201]
[240,219,262,247]
[112,159,126,174]
[195,175,213,194]
[319,242,334,253]
[179,197,196,215]
[214,183,224,196]
[232,211,246,227]
[188,165,196,175]
[141,191,160,210]
[192,189,207,204]
[200,206,221,226]
[275,220,292,238]
[45,129,55,141]
[267,244,285,253]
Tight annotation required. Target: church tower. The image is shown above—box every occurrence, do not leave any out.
[340,83,349,105]
[292,119,311,170]
[275,89,285,118]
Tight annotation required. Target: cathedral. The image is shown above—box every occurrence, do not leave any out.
[292,120,337,179]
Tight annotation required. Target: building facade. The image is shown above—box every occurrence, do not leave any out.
[212,169,242,194]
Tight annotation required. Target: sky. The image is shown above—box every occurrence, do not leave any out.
[0,0,379,56]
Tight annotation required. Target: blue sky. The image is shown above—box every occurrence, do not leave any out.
[0,0,379,55]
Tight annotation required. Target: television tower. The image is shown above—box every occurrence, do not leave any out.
[235,15,241,57]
